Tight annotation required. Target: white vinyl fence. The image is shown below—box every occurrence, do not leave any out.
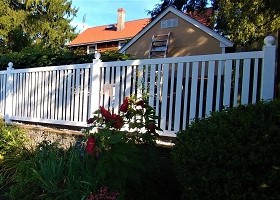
[0,38,276,136]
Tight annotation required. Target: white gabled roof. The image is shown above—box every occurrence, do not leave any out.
[119,6,233,53]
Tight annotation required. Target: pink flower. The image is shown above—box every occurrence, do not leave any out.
[85,137,96,155]
[147,122,157,133]
[100,106,112,120]
[111,114,124,129]
[119,97,129,112]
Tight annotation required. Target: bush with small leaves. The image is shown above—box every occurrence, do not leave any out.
[172,100,280,200]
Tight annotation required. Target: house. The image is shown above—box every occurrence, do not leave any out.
[119,6,234,58]
[68,8,150,54]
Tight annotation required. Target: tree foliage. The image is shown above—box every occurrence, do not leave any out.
[215,0,280,48]
[0,0,78,53]
[148,0,208,19]
[148,0,280,48]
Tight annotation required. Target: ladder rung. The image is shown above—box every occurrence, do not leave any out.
[152,39,168,42]
[151,49,167,52]
[153,34,170,37]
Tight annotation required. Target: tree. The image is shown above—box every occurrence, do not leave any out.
[148,0,208,20]
[148,0,280,49]
[0,0,78,53]
[0,0,27,52]
[214,0,280,49]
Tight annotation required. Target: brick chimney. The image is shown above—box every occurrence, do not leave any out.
[117,8,125,31]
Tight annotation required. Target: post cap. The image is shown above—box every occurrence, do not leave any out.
[8,62,13,69]
[94,51,101,60]
[264,36,275,46]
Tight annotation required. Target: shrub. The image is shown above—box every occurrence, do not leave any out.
[0,47,133,70]
[0,119,27,160]
[172,100,280,200]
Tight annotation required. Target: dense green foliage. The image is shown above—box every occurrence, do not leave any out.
[0,119,27,159]
[149,0,280,48]
[1,140,180,200]
[0,48,132,70]
[1,141,98,199]
[0,0,77,53]
[0,96,180,199]
[172,100,280,199]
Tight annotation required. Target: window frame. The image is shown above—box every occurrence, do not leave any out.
[161,18,178,29]
[87,44,97,54]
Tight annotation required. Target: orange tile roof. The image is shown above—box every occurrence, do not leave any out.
[68,18,150,46]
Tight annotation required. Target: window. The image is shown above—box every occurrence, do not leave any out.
[87,45,97,54]
[161,18,178,29]
[118,41,126,49]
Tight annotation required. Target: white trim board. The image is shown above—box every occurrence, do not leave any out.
[119,6,233,53]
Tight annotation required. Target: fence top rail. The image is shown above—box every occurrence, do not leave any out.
[0,63,92,74]
[101,51,263,67]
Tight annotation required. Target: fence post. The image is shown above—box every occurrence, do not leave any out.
[261,36,277,100]
[4,62,14,123]
[88,52,102,119]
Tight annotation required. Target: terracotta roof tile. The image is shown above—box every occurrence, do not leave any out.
[69,18,150,46]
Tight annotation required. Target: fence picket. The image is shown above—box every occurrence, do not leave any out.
[189,62,199,124]
[233,60,240,107]
[198,62,206,118]
[155,64,162,117]
[223,60,233,107]
[205,61,215,116]
[174,63,183,131]
[81,69,88,122]
[149,64,156,107]
[114,67,121,113]
[182,63,190,130]
[168,64,175,130]
[215,60,223,111]
[74,69,80,121]
[241,59,251,104]
[160,64,169,129]
[252,59,259,103]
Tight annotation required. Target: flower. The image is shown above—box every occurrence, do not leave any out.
[146,122,157,133]
[87,118,95,124]
[135,99,144,107]
[100,106,112,120]
[119,97,129,112]
[111,114,124,129]
[86,137,96,155]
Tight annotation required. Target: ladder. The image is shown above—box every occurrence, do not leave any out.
[149,33,170,58]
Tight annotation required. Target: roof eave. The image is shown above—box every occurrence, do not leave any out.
[67,37,131,47]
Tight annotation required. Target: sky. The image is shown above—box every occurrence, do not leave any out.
[70,0,161,33]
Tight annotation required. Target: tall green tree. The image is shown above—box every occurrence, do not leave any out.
[148,0,280,49]
[0,0,28,52]
[214,0,280,49]
[0,0,78,53]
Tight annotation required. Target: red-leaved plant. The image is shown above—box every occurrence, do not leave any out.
[84,95,161,153]
[83,95,161,198]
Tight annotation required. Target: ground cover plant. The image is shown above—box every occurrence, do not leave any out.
[172,100,280,200]
[0,119,27,161]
